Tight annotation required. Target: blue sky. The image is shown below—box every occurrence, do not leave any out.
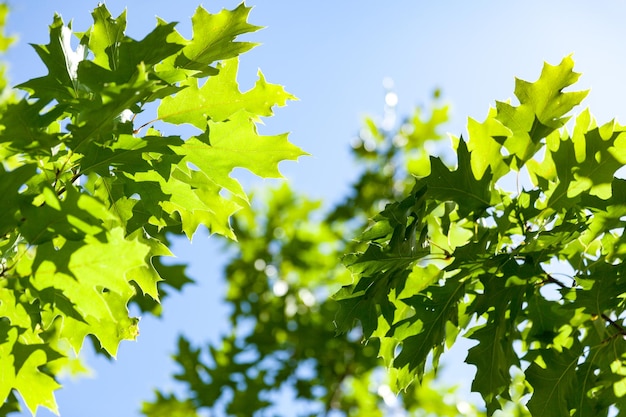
[5,1,626,416]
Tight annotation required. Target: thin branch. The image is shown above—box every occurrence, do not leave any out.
[601,313,626,337]
[540,273,568,289]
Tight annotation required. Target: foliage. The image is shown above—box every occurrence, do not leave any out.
[335,55,626,416]
[142,91,521,416]
[0,3,303,415]
[4,2,626,417]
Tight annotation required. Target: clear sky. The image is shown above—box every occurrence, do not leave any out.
[5,1,626,416]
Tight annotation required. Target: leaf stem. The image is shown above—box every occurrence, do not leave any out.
[427,238,451,258]
[134,117,161,135]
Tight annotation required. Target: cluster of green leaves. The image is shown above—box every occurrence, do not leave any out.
[143,90,520,416]
[335,55,626,416]
[5,3,626,416]
[0,3,303,414]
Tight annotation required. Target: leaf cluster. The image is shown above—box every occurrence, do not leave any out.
[335,55,626,415]
[0,3,303,414]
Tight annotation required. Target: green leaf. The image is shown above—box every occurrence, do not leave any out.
[175,112,306,203]
[18,186,110,245]
[159,58,296,129]
[423,138,493,218]
[569,122,626,199]
[465,275,526,413]
[114,21,183,83]
[465,323,516,413]
[0,325,60,416]
[389,277,465,388]
[496,100,542,163]
[174,3,262,77]
[0,98,61,154]
[24,228,149,355]
[525,345,582,417]
[86,4,127,71]
[13,348,61,415]
[333,278,393,337]
[83,4,183,83]
[17,14,83,102]
[514,55,588,130]
[466,113,512,181]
